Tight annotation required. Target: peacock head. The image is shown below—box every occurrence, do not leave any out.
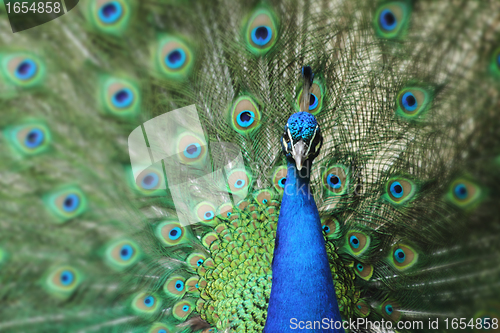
[281,112,323,170]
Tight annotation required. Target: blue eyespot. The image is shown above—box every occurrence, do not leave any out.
[236,110,255,128]
[454,183,468,200]
[402,92,417,111]
[204,211,215,220]
[15,59,37,80]
[327,174,342,189]
[60,270,74,286]
[195,283,199,288]
[356,263,364,272]
[197,259,204,266]
[63,194,80,212]
[140,172,159,190]
[98,1,123,24]
[309,93,319,110]
[174,280,184,292]
[226,212,231,217]
[159,330,167,333]
[143,296,154,307]
[394,248,406,263]
[169,227,182,240]
[385,304,393,315]
[357,305,362,310]
[278,177,286,188]
[111,88,133,108]
[165,48,186,69]
[234,179,246,189]
[24,128,44,148]
[119,244,133,261]
[390,182,404,198]
[182,305,190,312]
[322,225,330,233]
[379,9,397,31]
[350,235,360,249]
[251,26,272,46]
[262,199,268,204]
[183,143,201,159]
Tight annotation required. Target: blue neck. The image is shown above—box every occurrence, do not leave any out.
[264,161,344,332]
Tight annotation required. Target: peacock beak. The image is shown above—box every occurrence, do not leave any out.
[293,139,308,171]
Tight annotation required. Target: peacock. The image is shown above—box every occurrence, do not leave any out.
[1,0,500,332]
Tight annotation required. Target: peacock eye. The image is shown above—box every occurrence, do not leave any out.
[119,244,134,261]
[385,304,393,315]
[389,244,418,271]
[195,202,217,224]
[385,177,416,206]
[6,122,51,156]
[165,48,186,69]
[251,26,272,46]
[322,165,349,195]
[187,253,206,271]
[60,270,74,286]
[346,231,370,256]
[229,97,261,134]
[245,8,278,54]
[105,239,141,270]
[44,266,82,298]
[273,166,288,192]
[321,218,341,239]
[15,59,37,80]
[98,1,123,24]
[355,300,371,317]
[356,263,364,271]
[379,9,397,31]
[374,2,411,39]
[226,169,251,193]
[297,82,324,115]
[396,87,432,119]
[112,88,133,108]
[156,221,186,246]
[156,35,194,80]
[173,300,194,320]
[197,259,204,266]
[132,292,161,316]
[447,178,483,209]
[236,110,255,128]
[44,187,87,223]
[2,54,45,87]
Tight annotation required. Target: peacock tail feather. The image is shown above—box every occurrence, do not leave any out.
[1,0,500,332]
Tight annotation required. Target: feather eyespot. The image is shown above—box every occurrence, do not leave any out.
[384,177,416,206]
[244,8,278,54]
[105,239,141,270]
[195,202,217,224]
[164,275,186,298]
[187,253,206,271]
[322,165,349,195]
[130,164,167,196]
[1,54,45,87]
[389,244,418,271]
[44,186,87,223]
[374,2,411,39]
[355,300,371,317]
[132,293,161,316]
[226,169,252,194]
[156,35,194,80]
[89,0,130,34]
[272,166,287,191]
[101,77,140,117]
[380,300,401,322]
[43,266,82,298]
[254,189,273,206]
[354,261,373,280]
[346,231,370,256]
[229,97,261,134]
[446,178,483,209]
[297,82,324,115]
[4,122,51,156]
[396,87,432,119]
[217,203,235,220]
[173,300,194,320]
[156,221,187,246]
[176,132,207,165]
